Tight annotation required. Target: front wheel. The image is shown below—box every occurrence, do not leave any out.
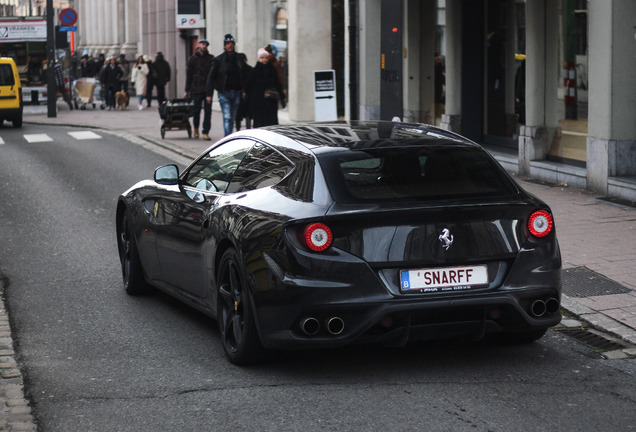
[118,212,152,295]
[217,248,265,365]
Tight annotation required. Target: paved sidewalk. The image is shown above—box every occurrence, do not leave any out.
[1,100,634,431]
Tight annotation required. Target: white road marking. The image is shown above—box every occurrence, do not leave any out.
[24,134,53,143]
[68,131,102,140]
[0,137,4,145]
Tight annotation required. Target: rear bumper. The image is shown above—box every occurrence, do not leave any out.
[255,286,561,350]
[0,106,23,120]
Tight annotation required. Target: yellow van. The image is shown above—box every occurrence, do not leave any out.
[0,57,23,127]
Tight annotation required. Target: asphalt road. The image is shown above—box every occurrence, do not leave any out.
[1,124,635,431]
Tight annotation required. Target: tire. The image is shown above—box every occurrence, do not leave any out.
[118,212,153,295]
[12,116,22,128]
[217,248,265,365]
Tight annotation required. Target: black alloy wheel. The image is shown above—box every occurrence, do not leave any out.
[118,212,152,295]
[217,248,264,365]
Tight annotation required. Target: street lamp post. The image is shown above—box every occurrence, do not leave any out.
[46,0,56,118]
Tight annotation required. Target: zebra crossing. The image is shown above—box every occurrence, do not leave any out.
[0,130,102,144]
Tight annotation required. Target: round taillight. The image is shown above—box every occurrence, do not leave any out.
[528,210,553,238]
[303,223,333,252]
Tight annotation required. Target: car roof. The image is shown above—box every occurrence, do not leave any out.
[255,121,478,153]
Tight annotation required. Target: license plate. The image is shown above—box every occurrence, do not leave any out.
[400,265,488,293]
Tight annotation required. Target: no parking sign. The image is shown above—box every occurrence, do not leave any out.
[59,8,78,26]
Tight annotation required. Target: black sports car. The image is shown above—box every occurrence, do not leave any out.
[116,121,561,364]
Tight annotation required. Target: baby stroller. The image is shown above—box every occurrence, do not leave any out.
[159,99,194,139]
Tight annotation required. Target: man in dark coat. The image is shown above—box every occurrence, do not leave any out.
[185,39,214,139]
[101,56,123,110]
[206,34,249,136]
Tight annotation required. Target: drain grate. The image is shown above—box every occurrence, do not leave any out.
[562,267,631,298]
[555,328,631,352]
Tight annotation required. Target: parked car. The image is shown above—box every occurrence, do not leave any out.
[116,121,562,364]
[0,57,23,127]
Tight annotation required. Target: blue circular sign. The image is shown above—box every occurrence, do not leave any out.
[59,8,78,26]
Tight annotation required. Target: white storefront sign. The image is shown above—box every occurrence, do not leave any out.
[313,70,337,121]
[0,19,46,42]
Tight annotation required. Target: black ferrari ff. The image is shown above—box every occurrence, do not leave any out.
[116,121,561,364]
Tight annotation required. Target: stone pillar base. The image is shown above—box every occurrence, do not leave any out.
[440,114,461,133]
[518,125,547,176]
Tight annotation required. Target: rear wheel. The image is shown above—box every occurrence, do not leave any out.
[118,212,152,295]
[217,248,265,365]
[12,116,22,128]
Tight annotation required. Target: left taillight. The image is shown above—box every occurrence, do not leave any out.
[528,210,554,238]
[303,223,333,252]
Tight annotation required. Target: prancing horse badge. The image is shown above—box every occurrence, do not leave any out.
[438,228,454,250]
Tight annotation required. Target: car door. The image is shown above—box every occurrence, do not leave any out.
[155,139,254,298]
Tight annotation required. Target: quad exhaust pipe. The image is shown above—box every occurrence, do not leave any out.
[326,317,345,335]
[530,298,560,317]
[300,316,345,336]
[300,317,320,335]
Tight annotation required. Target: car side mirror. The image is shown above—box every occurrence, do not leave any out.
[154,164,179,185]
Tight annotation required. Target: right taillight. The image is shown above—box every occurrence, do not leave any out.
[303,223,333,252]
[528,210,553,238]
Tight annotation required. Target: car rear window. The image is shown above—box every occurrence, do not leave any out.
[317,144,518,203]
[0,65,15,86]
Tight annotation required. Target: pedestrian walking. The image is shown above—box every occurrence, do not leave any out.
[264,44,285,96]
[153,52,171,106]
[131,55,149,110]
[207,34,249,136]
[118,53,131,108]
[246,48,285,128]
[79,54,92,78]
[101,56,123,110]
[235,57,253,131]
[54,61,74,110]
[92,53,105,78]
[184,39,214,140]
[143,55,154,107]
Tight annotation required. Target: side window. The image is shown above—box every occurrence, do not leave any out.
[226,142,294,193]
[184,139,253,192]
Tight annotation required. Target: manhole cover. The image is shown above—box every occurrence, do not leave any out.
[562,267,631,298]
[554,328,631,352]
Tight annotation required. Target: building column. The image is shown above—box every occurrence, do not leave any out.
[122,0,139,58]
[440,0,461,132]
[237,0,268,65]
[288,0,331,121]
[504,0,517,136]
[206,0,237,53]
[518,0,548,175]
[357,0,381,120]
[587,0,636,196]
